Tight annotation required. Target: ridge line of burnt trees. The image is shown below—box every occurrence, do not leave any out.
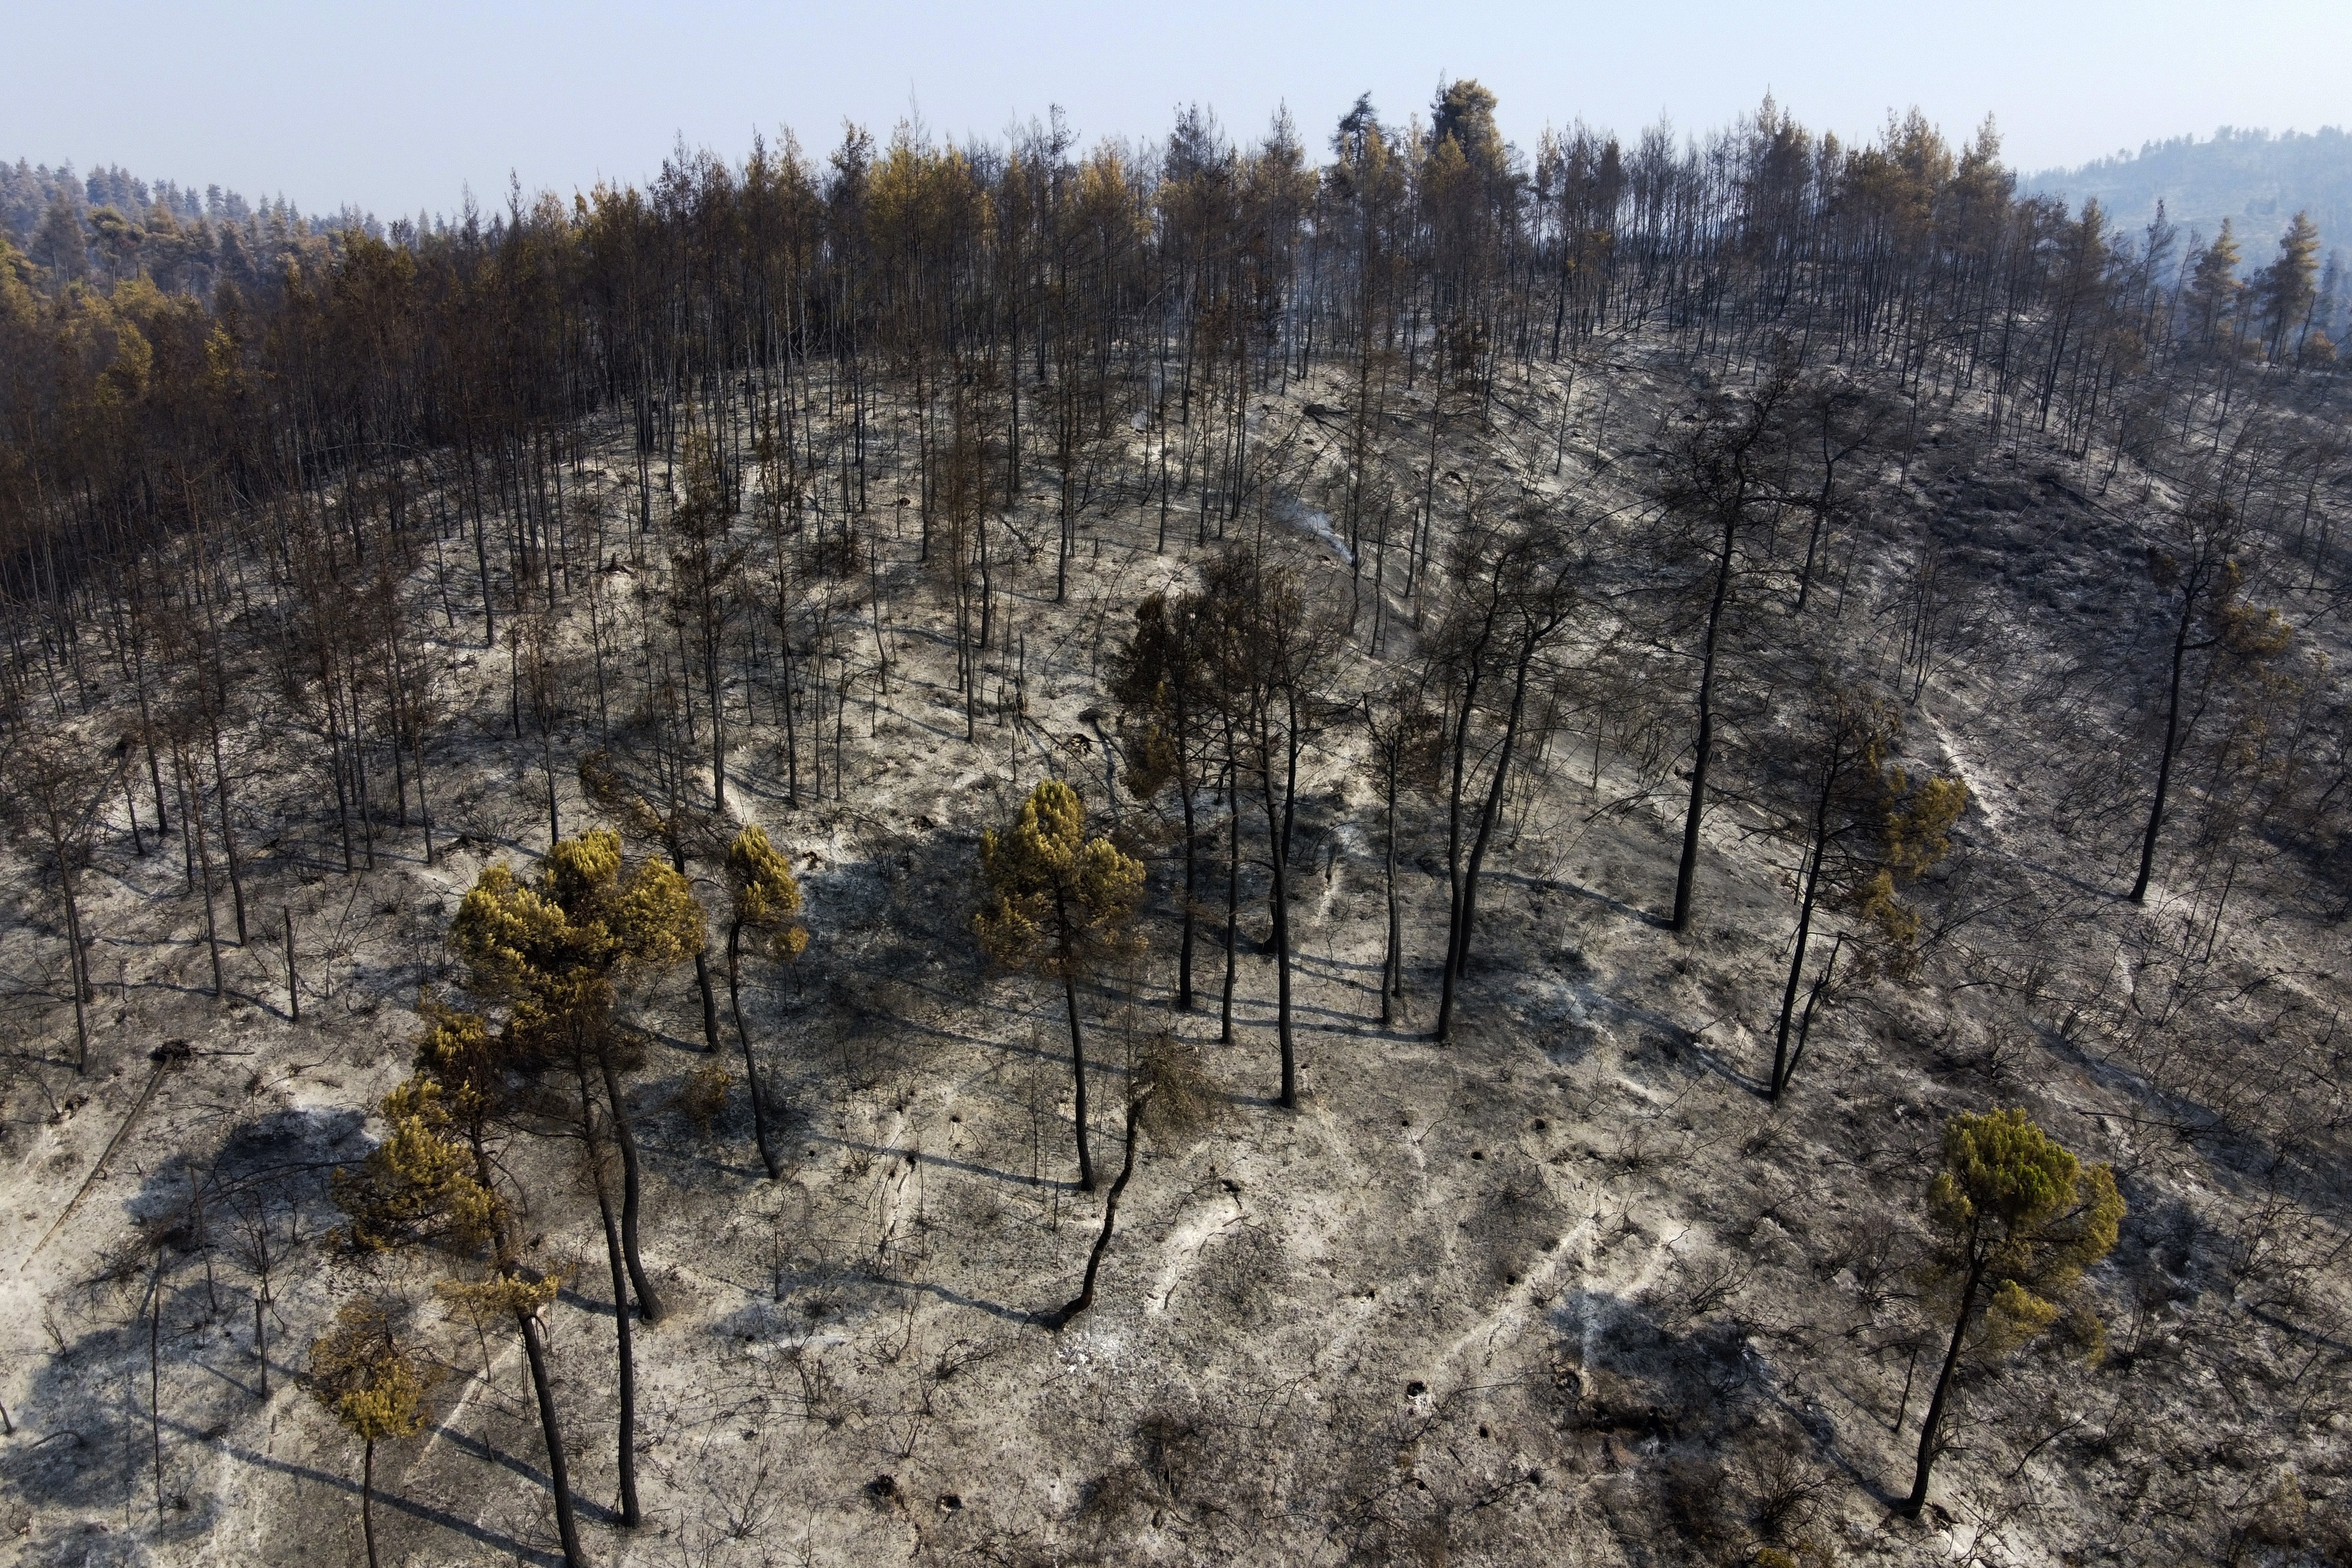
[5,84,2345,630]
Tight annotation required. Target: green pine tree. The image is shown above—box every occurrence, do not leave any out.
[1903,1108,2123,1517]
[976,780,1145,1191]
[2264,210,2321,361]
[2187,219,2243,350]
[306,1299,429,1568]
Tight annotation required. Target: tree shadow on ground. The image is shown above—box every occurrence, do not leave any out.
[201,1425,570,1566]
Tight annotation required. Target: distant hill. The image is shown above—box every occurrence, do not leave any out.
[1,158,366,249]
[2024,127,2352,266]
[1,158,382,297]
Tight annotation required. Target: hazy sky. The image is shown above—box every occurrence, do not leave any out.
[6,0,2347,218]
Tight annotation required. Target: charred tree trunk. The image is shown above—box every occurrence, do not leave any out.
[1382,735,1403,1026]
[1673,504,1741,932]
[360,1437,380,1568]
[1770,829,1828,1101]
[727,917,782,1179]
[1057,900,1096,1191]
[1045,1095,1143,1330]
[1442,631,1544,1039]
[1175,731,1197,1011]
[1221,760,1240,1047]
[2130,589,2210,904]
[592,1154,640,1527]
[1781,935,1840,1095]
[517,1305,587,1566]
[1257,710,1297,1109]
[55,835,91,1071]
[1904,1248,1987,1518]
[597,1045,666,1324]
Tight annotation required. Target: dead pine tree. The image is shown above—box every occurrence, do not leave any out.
[1217,749,1242,1045]
[1360,683,1442,1027]
[225,1188,289,1400]
[283,908,300,1022]
[518,610,567,851]
[169,736,227,1000]
[1787,373,1885,616]
[1762,688,1965,1101]
[1200,547,1342,1105]
[927,377,995,747]
[1041,1032,1217,1330]
[1107,590,1215,1011]
[2126,500,2289,903]
[338,888,646,1556]
[580,745,726,1053]
[2,727,109,1069]
[330,1064,592,1563]
[1431,513,1580,1042]
[448,829,704,1323]
[1661,369,1793,933]
[723,823,808,1179]
[437,1272,585,1565]
[667,422,751,813]
[570,1044,642,1527]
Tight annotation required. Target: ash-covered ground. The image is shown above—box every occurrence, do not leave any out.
[2,342,2347,1567]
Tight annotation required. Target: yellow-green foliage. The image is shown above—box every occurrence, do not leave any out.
[1858,754,1967,971]
[677,1059,731,1136]
[0,238,35,329]
[2247,1471,2312,1552]
[412,995,498,1122]
[1983,1278,2063,1353]
[452,864,580,1006]
[975,780,1145,977]
[1885,773,1967,880]
[449,828,705,1049]
[306,1299,427,1445]
[870,136,994,263]
[727,824,808,959]
[435,1271,562,1322]
[670,421,731,540]
[1119,716,1184,803]
[1750,1544,1835,1568]
[2222,601,2294,660]
[1925,1107,2123,1358]
[332,1076,498,1252]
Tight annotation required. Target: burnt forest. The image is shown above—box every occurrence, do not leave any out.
[2,85,2350,1567]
